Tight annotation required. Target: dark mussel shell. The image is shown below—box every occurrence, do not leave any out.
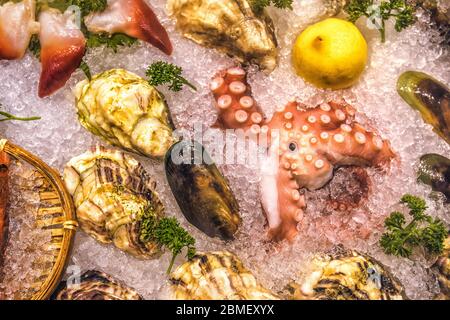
[164,140,241,240]
[397,71,450,145]
[418,153,450,202]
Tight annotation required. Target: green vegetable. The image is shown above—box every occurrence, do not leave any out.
[79,60,92,80]
[140,211,196,274]
[146,61,197,92]
[251,0,294,11]
[86,32,138,52]
[44,0,107,16]
[380,194,447,258]
[28,34,41,59]
[344,0,416,43]
[0,104,41,122]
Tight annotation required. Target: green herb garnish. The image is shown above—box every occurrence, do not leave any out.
[252,0,294,11]
[44,0,107,16]
[344,0,416,43]
[28,34,41,59]
[146,61,197,92]
[85,32,138,52]
[380,194,447,258]
[0,104,41,122]
[140,211,196,274]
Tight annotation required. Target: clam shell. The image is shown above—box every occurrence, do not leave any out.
[170,251,280,300]
[164,140,241,240]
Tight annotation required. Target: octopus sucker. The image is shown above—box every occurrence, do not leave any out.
[38,8,86,98]
[0,151,9,268]
[84,0,173,55]
[0,0,39,60]
[209,66,396,242]
[52,270,143,300]
[170,251,280,300]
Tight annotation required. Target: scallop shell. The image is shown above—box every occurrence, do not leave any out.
[52,270,142,300]
[170,251,280,300]
[433,234,450,300]
[167,0,278,72]
[63,146,165,258]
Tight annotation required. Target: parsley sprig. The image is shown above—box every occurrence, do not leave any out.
[0,103,41,122]
[140,211,196,274]
[252,0,293,11]
[380,194,447,258]
[344,0,416,43]
[146,61,197,92]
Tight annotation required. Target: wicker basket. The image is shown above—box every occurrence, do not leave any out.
[0,139,77,300]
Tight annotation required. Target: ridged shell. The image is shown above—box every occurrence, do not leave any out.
[165,140,241,240]
[52,270,142,300]
[74,69,176,159]
[397,71,450,145]
[170,251,280,300]
[168,0,278,72]
[63,146,165,258]
[0,151,9,267]
[433,234,450,300]
[285,247,406,300]
[418,153,450,202]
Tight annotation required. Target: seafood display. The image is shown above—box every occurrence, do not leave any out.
[410,0,449,45]
[210,66,395,242]
[418,153,450,202]
[63,146,165,258]
[84,0,173,55]
[285,247,406,300]
[170,251,280,300]
[168,0,278,72]
[397,71,450,145]
[74,69,176,159]
[165,141,241,240]
[0,151,9,267]
[52,270,143,300]
[433,234,450,299]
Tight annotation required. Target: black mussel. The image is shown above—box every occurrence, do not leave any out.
[164,140,241,240]
[418,153,450,202]
[397,71,450,145]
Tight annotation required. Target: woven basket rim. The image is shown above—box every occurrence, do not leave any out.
[1,139,77,300]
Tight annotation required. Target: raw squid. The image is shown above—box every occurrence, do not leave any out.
[0,0,39,60]
[84,0,172,55]
[0,151,9,266]
[52,270,143,300]
[170,251,280,300]
[38,8,86,98]
[209,66,395,242]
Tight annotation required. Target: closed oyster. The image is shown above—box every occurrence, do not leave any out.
[397,71,450,145]
[418,153,450,202]
[433,234,450,299]
[63,146,165,258]
[0,151,9,267]
[165,140,241,240]
[286,247,406,300]
[74,69,176,159]
[170,251,280,300]
[52,270,142,300]
[167,0,278,72]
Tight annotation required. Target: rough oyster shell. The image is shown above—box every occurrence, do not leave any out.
[170,251,280,300]
[433,234,450,300]
[74,69,176,159]
[63,146,165,258]
[0,151,9,268]
[52,270,142,300]
[285,247,407,300]
[165,140,241,240]
[168,0,278,72]
[418,153,450,202]
[397,71,450,145]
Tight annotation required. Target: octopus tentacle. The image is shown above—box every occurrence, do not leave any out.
[210,66,396,242]
[38,8,86,98]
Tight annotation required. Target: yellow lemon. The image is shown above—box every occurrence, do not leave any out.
[292,18,368,90]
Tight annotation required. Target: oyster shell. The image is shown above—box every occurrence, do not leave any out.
[285,247,406,300]
[63,146,165,258]
[167,0,278,72]
[74,69,176,159]
[397,71,450,145]
[52,270,143,300]
[0,151,9,267]
[433,233,450,299]
[418,153,450,202]
[408,0,449,45]
[165,140,241,240]
[170,251,280,300]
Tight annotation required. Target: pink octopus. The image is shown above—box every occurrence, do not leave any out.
[209,66,396,242]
